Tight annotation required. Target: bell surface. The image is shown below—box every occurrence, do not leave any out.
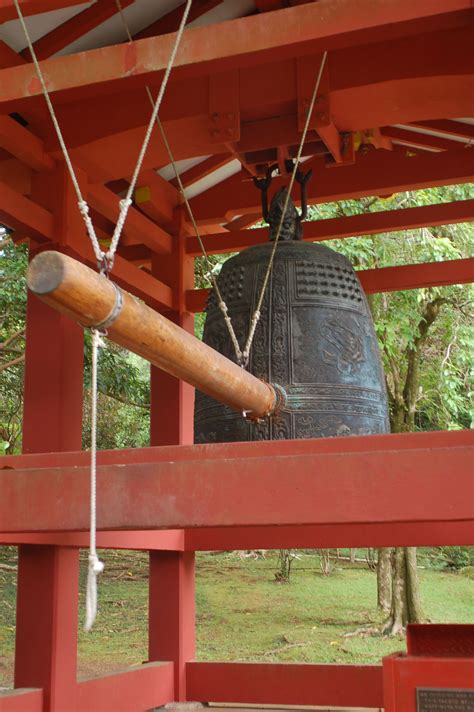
[195,240,390,443]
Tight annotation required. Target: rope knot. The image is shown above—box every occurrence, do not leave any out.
[89,553,104,574]
[78,200,90,217]
[119,198,132,211]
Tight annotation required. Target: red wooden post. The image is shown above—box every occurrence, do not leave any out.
[150,220,195,446]
[149,551,196,701]
[15,162,85,709]
[14,546,80,712]
[149,217,196,701]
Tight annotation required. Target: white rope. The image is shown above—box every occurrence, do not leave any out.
[107,0,194,268]
[13,0,103,265]
[115,0,245,365]
[84,329,105,632]
[14,0,192,272]
[15,0,193,630]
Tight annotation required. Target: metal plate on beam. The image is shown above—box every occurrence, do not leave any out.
[417,688,474,711]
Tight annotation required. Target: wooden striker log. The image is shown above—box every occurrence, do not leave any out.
[27,251,279,419]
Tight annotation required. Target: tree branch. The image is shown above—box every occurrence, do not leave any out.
[0,353,25,372]
[0,327,25,352]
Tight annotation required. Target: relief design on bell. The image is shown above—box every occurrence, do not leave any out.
[321,318,364,375]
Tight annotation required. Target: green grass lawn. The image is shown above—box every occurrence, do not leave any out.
[1,549,473,687]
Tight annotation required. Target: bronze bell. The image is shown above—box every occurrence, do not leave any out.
[194,170,390,443]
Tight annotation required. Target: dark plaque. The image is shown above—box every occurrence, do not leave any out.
[417,688,474,711]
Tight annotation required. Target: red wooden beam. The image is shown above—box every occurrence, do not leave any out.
[382,127,455,152]
[0,180,54,240]
[409,119,474,141]
[186,521,474,551]
[0,116,55,172]
[135,0,224,40]
[34,23,472,158]
[0,530,185,549]
[190,149,474,224]
[171,154,233,190]
[0,0,87,23]
[21,0,136,61]
[2,429,469,470]
[185,257,474,312]
[360,257,474,294]
[0,39,25,68]
[0,689,43,712]
[1,433,472,531]
[186,662,383,708]
[0,1,470,108]
[135,169,180,227]
[186,199,474,255]
[87,183,172,254]
[76,662,174,712]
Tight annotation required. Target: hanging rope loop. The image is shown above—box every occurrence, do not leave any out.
[14,0,194,631]
[84,328,106,632]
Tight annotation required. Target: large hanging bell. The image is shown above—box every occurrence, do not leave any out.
[195,179,389,443]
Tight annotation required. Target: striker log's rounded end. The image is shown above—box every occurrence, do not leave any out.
[27,251,65,295]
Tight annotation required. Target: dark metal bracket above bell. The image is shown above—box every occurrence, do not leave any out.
[252,161,313,240]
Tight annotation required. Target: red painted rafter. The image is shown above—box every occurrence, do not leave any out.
[186,199,474,255]
[135,0,224,41]
[0,0,87,23]
[0,115,54,172]
[185,258,474,312]
[382,127,457,152]
[0,179,53,240]
[0,39,25,68]
[87,183,172,254]
[409,119,474,141]
[21,0,136,61]
[170,154,233,190]
[20,24,471,172]
[1,432,472,531]
[0,2,471,109]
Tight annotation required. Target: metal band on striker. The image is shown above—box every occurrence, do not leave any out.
[93,282,124,332]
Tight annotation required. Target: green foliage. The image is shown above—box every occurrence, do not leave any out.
[0,238,27,453]
[307,186,474,432]
[431,547,473,571]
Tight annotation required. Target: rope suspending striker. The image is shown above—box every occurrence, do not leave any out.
[14,0,193,630]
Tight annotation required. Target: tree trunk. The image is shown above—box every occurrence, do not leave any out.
[383,547,407,635]
[383,547,425,634]
[405,547,425,622]
[377,547,393,612]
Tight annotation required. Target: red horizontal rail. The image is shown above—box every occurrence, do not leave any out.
[186,199,474,256]
[1,433,473,532]
[185,520,474,550]
[76,662,174,712]
[186,257,474,312]
[186,662,384,708]
[2,519,473,550]
[0,529,185,550]
[0,689,43,712]
[3,429,469,471]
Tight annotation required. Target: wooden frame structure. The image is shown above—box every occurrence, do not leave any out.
[0,1,473,710]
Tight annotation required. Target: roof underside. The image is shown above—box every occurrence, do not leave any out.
[0,0,472,258]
